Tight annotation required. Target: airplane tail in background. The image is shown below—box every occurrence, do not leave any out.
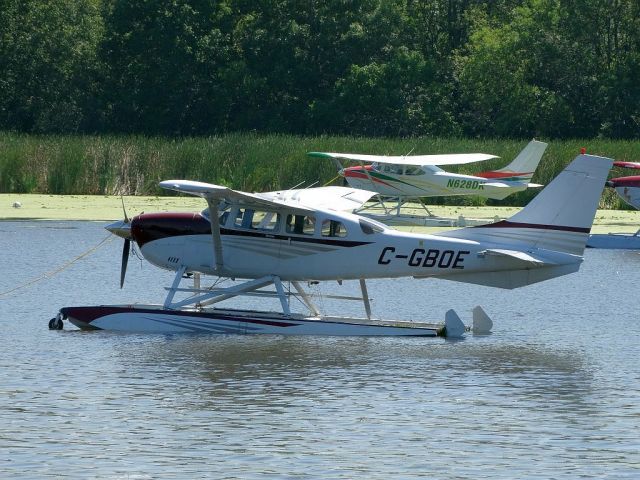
[478,139,548,184]
[437,153,613,288]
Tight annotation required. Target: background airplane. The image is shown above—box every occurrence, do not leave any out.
[309,139,548,202]
[608,161,640,210]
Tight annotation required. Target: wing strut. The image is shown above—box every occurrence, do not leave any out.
[205,198,225,274]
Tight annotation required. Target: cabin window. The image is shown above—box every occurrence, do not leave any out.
[285,214,316,235]
[359,218,385,235]
[321,219,347,238]
[234,208,280,231]
[252,210,280,231]
[234,208,252,228]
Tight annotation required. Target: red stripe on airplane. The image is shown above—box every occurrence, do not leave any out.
[610,176,640,188]
[476,171,533,179]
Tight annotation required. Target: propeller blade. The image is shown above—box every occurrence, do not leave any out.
[120,238,130,288]
[121,196,129,223]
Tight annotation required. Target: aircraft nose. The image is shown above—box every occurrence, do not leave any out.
[105,219,132,239]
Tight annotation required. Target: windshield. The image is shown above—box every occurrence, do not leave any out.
[201,202,231,221]
[359,218,385,234]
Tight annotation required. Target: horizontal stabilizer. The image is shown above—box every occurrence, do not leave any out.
[482,248,549,265]
[437,263,581,289]
[481,182,512,188]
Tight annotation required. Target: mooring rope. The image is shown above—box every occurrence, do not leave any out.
[0,233,115,298]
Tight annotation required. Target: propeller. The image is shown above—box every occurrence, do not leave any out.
[120,236,130,288]
[106,197,133,288]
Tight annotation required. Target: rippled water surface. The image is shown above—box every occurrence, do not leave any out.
[1,221,639,478]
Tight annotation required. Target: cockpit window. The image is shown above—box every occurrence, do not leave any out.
[423,165,443,173]
[359,218,385,235]
[404,166,425,175]
[234,208,280,231]
[286,214,316,235]
[379,163,404,175]
[321,219,347,238]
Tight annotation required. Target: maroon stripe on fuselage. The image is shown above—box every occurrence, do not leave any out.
[475,220,590,234]
[476,171,532,179]
[60,306,300,327]
[130,212,372,248]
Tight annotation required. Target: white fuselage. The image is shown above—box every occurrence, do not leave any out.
[341,165,528,200]
[132,206,577,283]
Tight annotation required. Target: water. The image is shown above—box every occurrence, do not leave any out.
[1,221,639,479]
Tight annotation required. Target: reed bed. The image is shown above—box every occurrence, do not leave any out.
[1,132,638,208]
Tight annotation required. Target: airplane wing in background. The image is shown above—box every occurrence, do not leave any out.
[159,180,372,214]
[262,186,376,212]
[159,180,314,214]
[308,151,499,166]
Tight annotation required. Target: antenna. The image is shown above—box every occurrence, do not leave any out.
[402,147,415,160]
[286,180,305,191]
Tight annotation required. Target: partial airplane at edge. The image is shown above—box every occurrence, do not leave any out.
[609,161,640,210]
[309,139,548,201]
[54,153,612,337]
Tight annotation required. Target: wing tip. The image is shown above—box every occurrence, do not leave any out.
[307,151,331,158]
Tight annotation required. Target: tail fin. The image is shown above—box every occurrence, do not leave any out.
[442,154,613,256]
[479,139,548,183]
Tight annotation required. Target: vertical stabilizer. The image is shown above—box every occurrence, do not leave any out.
[480,140,548,182]
[441,154,613,255]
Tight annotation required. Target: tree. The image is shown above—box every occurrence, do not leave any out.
[0,0,104,132]
[101,0,236,134]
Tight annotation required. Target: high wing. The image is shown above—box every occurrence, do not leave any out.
[308,151,499,166]
[159,179,313,214]
[159,180,376,212]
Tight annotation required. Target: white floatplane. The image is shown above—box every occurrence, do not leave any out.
[309,139,548,225]
[54,153,612,336]
[587,161,640,249]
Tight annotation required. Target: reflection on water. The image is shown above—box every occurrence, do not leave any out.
[1,221,639,479]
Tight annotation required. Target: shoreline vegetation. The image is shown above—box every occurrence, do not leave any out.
[1,132,640,209]
[1,194,637,235]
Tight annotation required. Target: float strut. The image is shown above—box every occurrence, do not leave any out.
[359,278,372,319]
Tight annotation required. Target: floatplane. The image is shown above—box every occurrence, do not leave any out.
[52,153,612,336]
[309,139,548,226]
[587,161,640,249]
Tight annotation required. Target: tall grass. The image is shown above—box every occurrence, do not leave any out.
[0,132,638,208]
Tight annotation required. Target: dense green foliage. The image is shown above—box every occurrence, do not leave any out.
[1,131,636,209]
[1,0,639,138]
